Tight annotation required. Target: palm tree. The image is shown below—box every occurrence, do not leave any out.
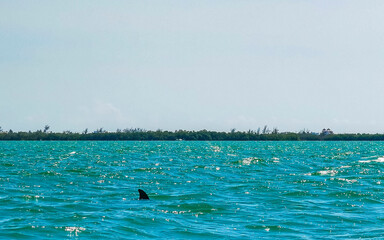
[43,125,50,133]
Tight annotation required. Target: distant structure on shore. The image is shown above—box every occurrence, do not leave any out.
[321,128,334,135]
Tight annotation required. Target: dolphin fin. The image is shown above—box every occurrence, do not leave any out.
[138,189,150,200]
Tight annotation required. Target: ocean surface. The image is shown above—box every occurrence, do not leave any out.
[1,141,384,239]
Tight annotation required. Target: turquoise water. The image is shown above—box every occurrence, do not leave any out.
[1,141,384,239]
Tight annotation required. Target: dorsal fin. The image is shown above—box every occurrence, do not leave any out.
[138,189,150,200]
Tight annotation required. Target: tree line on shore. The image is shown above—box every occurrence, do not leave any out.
[0,125,384,141]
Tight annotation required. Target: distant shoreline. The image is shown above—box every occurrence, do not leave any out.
[1,130,384,141]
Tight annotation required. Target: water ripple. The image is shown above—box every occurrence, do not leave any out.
[1,141,384,239]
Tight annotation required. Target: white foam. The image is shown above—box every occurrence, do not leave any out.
[359,157,384,163]
[318,170,338,176]
[242,157,258,165]
[211,146,221,152]
[337,178,357,183]
[340,165,351,169]
[65,227,86,236]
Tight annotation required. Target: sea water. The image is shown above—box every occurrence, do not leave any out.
[1,141,384,239]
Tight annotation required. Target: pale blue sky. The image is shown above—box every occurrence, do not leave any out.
[1,1,384,133]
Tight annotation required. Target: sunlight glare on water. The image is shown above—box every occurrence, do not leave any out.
[1,141,384,239]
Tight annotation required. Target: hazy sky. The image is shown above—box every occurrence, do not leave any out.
[1,1,384,133]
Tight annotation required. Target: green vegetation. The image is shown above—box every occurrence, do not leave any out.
[0,126,384,141]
